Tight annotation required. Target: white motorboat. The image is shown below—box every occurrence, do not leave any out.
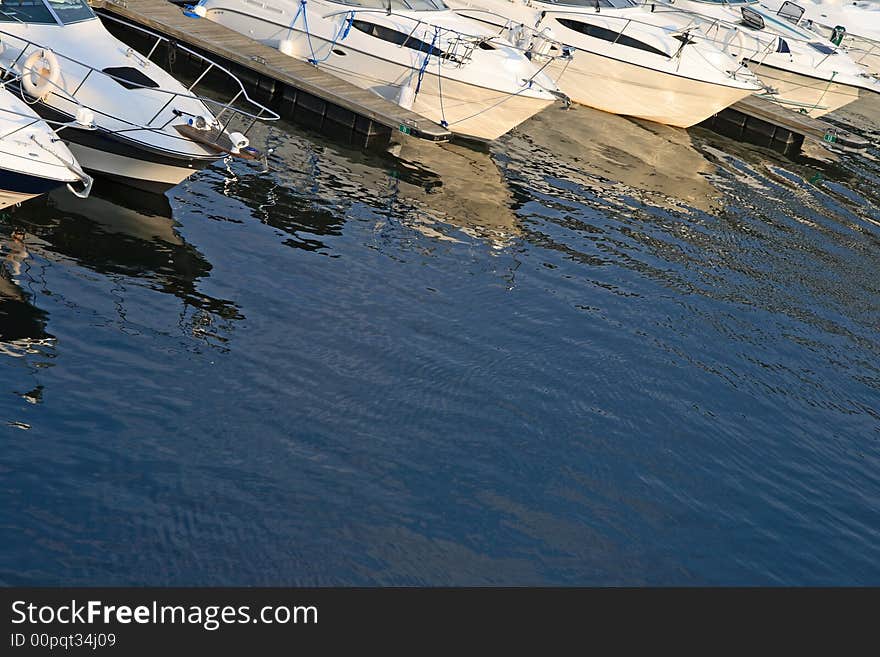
[0,0,277,191]
[190,0,564,141]
[0,84,91,209]
[445,0,764,128]
[759,0,880,76]
[649,0,880,116]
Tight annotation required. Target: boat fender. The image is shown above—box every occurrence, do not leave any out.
[397,74,417,110]
[228,131,249,154]
[509,24,532,52]
[75,107,95,128]
[279,39,296,57]
[183,0,207,18]
[21,49,60,101]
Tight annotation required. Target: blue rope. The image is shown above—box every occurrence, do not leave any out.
[290,0,306,28]
[414,27,439,96]
[183,0,207,18]
[301,4,353,65]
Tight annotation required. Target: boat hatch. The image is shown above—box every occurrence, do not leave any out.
[102,66,160,90]
[808,41,836,55]
[740,7,766,31]
[777,1,805,25]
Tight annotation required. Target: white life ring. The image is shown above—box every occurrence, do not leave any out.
[21,49,60,100]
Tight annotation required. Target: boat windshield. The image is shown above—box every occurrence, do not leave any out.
[541,0,636,7]
[331,0,448,10]
[0,0,95,24]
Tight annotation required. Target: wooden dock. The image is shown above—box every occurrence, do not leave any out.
[700,94,870,155]
[90,0,452,146]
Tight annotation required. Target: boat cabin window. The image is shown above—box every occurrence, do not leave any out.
[0,0,95,24]
[0,0,55,23]
[332,0,447,10]
[46,0,94,23]
[351,19,445,56]
[554,18,668,57]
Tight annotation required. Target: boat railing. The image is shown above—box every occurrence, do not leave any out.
[449,7,573,57]
[535,8,734,62]
[546,6,767,52]
[840,32,880,69]
[543,7,769,80]
[0,91,46,143]
[632,2,854,73]
[319,8,572,64]
[0,20,278,144]
[97,12,281,133]
[0,73,101,141]
[644,1,841,51]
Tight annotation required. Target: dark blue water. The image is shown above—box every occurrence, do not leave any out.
[2,101,879,585]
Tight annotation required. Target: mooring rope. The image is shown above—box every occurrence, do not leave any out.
[414,26,440,97]
[284,0,354,66]
[28,133,93,198]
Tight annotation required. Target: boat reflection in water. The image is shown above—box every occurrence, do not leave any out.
[208,120,522,250]
[5,179,242,346]
[504,104,722,213]
[0,230,52,357]
[387,139,520,247]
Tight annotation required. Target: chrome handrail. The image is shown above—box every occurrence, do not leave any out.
[0,18,278,144]
[97,12,280,130]
[319,6,575,62]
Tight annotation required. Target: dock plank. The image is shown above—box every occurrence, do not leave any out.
[90,0,451,141]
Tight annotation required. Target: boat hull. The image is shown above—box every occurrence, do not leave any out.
[545,54,756,128]
[0,169,67,210]
[0,20,226,191]
[328,67,554,141]
[201,5,555,141]
[66,142,214,193]
[16,99,219,192]
[746,61,861,117]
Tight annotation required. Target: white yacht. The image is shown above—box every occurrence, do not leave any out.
[0,85,91,209]
[650,0,880,116]
[191,0,564,141]
[0,0,276,191]
[759,0,880,76]
[445,0,764,128]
